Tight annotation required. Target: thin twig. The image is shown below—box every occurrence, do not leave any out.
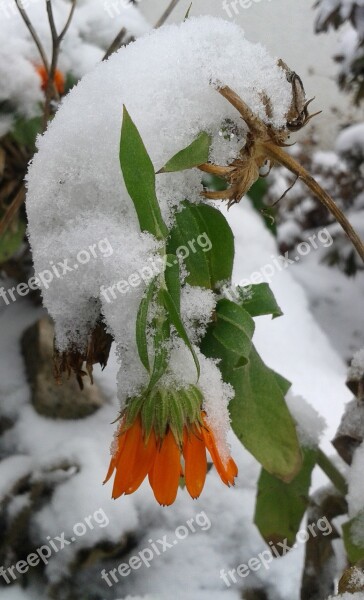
[102,27,127,61]
[14,0,49,72]
[154,0,181,28]
[58,0,77,41]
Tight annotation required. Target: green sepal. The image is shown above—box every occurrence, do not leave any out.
[158,132,211,173]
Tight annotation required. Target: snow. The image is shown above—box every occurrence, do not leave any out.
[336,123,364,163]
[286,392,326,448]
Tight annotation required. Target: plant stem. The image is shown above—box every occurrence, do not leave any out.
[263,141,364,263]
[14,0,49,71]
[155,0,181,28]
[102,27,127,61]
[316,448,348,496]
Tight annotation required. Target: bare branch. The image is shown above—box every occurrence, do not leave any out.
[43,0,77,130]
[154,0,181,28]
[14,0,49,72]
[58,0,77,42]
[102,27,127,62]
[46,0,58,45]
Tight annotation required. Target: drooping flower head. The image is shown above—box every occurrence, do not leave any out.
[104,385,238,506]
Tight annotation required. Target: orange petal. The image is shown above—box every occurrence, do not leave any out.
[227,456,238,479]
[125,430,157,495]
[150,430,181,506]
[183,428,207,499]
[103,426,127,484]
[202,424,236,486]
[112,418,143,499]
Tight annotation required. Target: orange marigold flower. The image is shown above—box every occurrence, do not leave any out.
[35,65,65,95]
[104,387,238,506]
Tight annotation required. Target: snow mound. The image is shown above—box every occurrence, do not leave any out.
[26,16,293,444]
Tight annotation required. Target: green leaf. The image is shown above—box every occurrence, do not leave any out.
[238,283,283,319]
[254,448,317,550]
[184,2,193,20]
[167,201,234,289]
[343,515,364,563]
[247,178,277,235]
[273,370,292,396]
[161,287,200,380]
[119,106,168,240]
[136,277,156,372]
[210,299,254,367]
[158,132,211,173]
[201,305,302,481]
[0,219,26,264]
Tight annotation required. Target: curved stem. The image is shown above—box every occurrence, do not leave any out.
[317,448,347,496]
[262,140,364,262]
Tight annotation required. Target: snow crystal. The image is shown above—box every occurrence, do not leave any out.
[286,392,326,448]
[181,284,216,343]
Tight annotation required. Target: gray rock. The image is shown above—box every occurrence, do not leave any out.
[21,317,106,419]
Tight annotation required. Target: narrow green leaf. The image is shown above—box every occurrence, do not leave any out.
[238,283,283,319]
[184,2,192,20]
[254,448,317,550]
[120,106,168,240]
[136,278,156,372]
[167,201,234,289]
[158,132,211,173]
[161,287,200,380]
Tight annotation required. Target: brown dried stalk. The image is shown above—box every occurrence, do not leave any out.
[200,84,364,262]
[44,0,77,129]
[155,0,181,28]
[14,0,49,72]
[102,27,128,61]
